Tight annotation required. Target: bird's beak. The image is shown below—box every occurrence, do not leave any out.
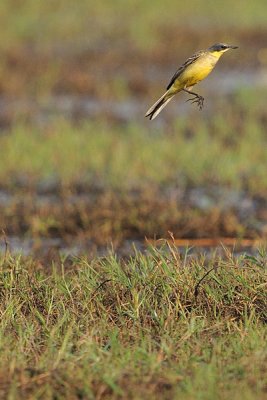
[228,45,238,49]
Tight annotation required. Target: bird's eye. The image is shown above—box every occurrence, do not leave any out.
[221,45,227,49]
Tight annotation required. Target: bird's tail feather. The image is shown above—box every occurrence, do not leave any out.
[145,90,175,120]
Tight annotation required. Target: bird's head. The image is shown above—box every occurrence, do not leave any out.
[208,43,238,56]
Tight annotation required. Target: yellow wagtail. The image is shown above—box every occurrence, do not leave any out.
[145,43,238,120]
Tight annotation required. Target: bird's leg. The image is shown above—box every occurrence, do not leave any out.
[183,88,204,110]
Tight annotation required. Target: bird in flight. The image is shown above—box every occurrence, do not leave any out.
[145,43,238,120]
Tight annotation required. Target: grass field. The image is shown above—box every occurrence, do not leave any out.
[0,1,267,398]
[1,89,267,191]
[0,244,266,399]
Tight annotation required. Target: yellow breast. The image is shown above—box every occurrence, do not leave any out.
[178,54,219,88]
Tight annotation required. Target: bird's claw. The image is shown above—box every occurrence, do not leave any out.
[186,95,204,110]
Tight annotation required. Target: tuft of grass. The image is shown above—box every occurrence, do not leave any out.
[0,244,266,398]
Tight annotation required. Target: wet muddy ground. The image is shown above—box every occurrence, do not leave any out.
[0,185,266,258]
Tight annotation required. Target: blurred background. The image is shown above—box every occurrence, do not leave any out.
[0,0,267,257]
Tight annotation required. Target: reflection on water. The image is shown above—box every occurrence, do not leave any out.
[0,236,146,258]
[0,235,262,259]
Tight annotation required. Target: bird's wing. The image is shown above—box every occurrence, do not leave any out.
[166,50,204,90]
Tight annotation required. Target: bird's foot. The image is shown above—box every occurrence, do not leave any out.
[186,95,204,110]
